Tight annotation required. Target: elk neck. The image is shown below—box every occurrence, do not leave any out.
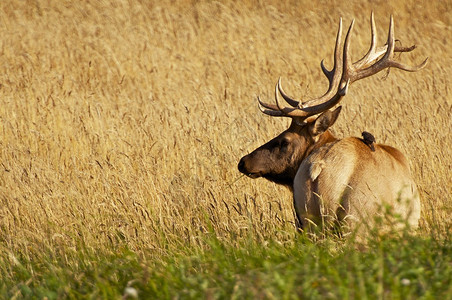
[268,129,339,191]
[303,130,338,161]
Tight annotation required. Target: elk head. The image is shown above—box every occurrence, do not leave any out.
[238,104,343,187]
[238,13,427,189]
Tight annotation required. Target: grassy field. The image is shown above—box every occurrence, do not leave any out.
[0,0,450,298]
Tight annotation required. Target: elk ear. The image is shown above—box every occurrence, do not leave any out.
[310,106,342,136]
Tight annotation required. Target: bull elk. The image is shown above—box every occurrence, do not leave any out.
[238,14,427,236]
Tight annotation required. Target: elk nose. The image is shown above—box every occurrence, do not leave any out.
[238,158,246,173]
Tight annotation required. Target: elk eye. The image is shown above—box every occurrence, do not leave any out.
[280,139,290,149]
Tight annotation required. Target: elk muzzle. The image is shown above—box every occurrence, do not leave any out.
[238,154,262,178]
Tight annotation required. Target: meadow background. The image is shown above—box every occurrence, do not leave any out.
[0,0,450,298]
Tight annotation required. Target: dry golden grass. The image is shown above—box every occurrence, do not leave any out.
[0,0,450,257]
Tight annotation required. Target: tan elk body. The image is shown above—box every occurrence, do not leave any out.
[294,134,421,234]
[238,14,426,235]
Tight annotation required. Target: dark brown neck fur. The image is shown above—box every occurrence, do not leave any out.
[282,130,338,191]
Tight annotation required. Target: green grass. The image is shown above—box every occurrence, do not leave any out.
[2,228,451,299]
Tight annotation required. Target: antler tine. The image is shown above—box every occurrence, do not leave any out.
[299,17,345,108]
[289,20,352,116]
[321,17,343,85]
[258,95,278,111]
[258,96,284,116]
[256,79,298,112]
[369,12,378,58]
[274,18,344,110]
[258,81,350,118]
[342,19,355,86]
[299,79,350,114]
[354,13,425,71]
[385,15,395,59]
[353,12,377,70]
[384,15,429,71]
[256,83,303,118]
[277,77,300,107]
[256,81,292,115]
[345,15,428,83]
[274,83,309,117]
[257,18,349,119]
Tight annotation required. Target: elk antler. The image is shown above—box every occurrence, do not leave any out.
[258,13,428,120]
[343,13,428,84]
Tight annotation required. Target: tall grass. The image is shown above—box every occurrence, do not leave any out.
[2,226,452,299]
[0,0,450,297]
